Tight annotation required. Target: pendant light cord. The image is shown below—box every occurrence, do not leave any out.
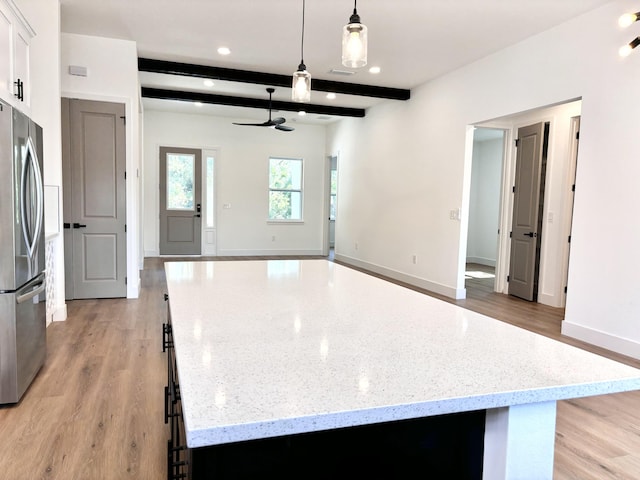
[300,0,306,64]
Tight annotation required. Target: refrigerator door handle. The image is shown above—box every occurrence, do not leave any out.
[20,135,44,276]
[15,273,45,304]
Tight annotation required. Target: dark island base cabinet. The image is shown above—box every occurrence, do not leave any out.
[163,297,485,479]
[189,410,485,479]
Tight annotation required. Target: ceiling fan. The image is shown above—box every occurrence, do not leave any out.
[233,88,294,132]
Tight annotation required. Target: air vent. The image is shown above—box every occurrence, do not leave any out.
[328,68,356,76]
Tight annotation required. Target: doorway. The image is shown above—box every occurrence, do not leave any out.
[465,99,582,308]
[466,128,505,292]
[61,98,127,299]
[159,146,202,255]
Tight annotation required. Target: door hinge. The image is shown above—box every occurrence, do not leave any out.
[512,186,515,193]
[576,131,580,140]
[124,171,127,180]
[571,184,575,192]
[125,224,127,233]
[507,275,510,282]
[125,276,128,285]
[515,138,520,147]
[568,235,571,243]
[509,231,512,238]
[564,286,568,293]
[120,115,126,125]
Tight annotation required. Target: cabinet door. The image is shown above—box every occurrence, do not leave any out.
[13,26,28,106]
[0,8,11,100]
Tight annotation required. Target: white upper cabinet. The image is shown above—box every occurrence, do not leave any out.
[0,0,34,112]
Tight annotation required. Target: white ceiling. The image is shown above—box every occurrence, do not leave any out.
[59,0,611,124]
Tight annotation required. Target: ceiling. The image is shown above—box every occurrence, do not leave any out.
[59,0,611,125]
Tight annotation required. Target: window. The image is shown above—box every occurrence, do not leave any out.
[329,169,337,220]
[205,154,215,228]
[269,157,303,220]
[166,153,195,210]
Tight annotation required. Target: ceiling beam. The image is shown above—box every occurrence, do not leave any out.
[138,58,411,101]
[141,87,366,117]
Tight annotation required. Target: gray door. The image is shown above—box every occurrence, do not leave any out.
[508,122,546,301]
[159,147,202,255]
[62,98,127,299]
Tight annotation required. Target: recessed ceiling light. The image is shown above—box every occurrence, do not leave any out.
[194,102,203,107]
[217,46,231,55]
[326,93,336,100]
[369,66,381,74]
[203,79,215,87]
[298,111,307,116]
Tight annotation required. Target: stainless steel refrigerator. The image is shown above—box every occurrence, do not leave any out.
[0,100,46,405]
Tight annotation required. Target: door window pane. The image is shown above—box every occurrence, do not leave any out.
[167,154,195,210]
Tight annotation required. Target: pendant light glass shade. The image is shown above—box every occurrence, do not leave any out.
[292,63,311,102]
[342,2,368,68]
[292,0,311,102]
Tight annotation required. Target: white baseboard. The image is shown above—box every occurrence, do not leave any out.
[52,304,67,322]
[217,249,324,256]
[537,292,563,308]
[466,257,496,267]
[561,320,640,360]
[334,254,465,300]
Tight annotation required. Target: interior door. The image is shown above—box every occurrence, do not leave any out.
[508,122,546,301]
[159,147,202,255]
[62,98,127,299]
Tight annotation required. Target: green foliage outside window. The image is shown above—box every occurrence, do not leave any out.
[167,154,194,210]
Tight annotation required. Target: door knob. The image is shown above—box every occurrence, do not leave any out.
[523,232,537,238]
[73,223,87,228]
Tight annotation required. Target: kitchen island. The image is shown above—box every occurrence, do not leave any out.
[164,259,640,479]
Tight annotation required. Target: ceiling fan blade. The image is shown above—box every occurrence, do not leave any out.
[275,124,294,132]
[232,122,271,127]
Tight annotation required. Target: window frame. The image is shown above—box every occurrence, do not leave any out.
[267,156,304,223]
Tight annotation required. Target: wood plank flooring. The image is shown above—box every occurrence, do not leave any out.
[0,256,637,479]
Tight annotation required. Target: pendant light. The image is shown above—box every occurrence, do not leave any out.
[292,0,311,103]
[342,0,368,68]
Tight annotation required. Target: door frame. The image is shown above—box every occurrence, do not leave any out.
[61,91,139,298]
[464,101,581,307]
[61,97,128,299]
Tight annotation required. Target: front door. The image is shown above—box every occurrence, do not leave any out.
[62,98,127,299]
[508,122,547,301]
[159,147,202,255]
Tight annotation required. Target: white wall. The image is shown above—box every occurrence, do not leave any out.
[467,135,502,267]
[60,33,141,298]
[328,0,640,358]
[16,0,66,320]
[143,110,327,256]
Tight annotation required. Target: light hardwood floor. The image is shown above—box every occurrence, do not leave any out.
[0,257,637,479]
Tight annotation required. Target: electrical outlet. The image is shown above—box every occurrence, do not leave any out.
[412,255,418,265]
[272,235,276,241]
[355,242,359,250]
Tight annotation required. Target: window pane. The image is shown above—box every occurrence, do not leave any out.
[331,170,337,195]
[167,154,195,210]
[269,191,302,220]
[330,194,336,220]
[206,156,214,227]
[270,158,302,190]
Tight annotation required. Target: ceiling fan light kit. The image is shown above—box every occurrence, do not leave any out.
[292,0,312,103]
[619,10,640,56]
[342,0,368,68]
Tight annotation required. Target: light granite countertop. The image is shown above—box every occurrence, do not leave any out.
[164,259,640,449]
